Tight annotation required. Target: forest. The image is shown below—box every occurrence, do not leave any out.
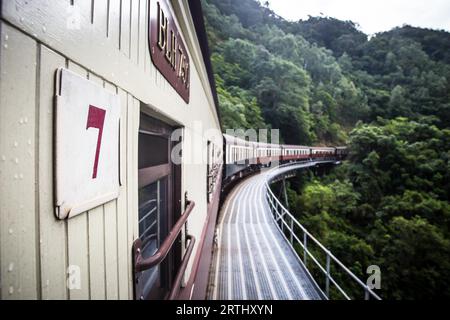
[202,0,450,299]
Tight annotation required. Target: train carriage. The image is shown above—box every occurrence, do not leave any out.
[311,147,336,159]
[281,145,311,162]
[222,134,257,188]
[0,0,222,300]
[256,142,282,166]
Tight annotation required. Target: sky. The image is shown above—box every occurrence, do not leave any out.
[264,0,450,35]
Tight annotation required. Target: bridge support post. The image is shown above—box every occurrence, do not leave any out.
[290,219,294,244]
[282,177,289,210]
[325,253,330,298]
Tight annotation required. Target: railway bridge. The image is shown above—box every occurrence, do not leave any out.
[208,160,382,300]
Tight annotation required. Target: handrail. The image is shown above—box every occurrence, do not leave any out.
[264,166,382,300]
[133,201,195,273]
[167,234,196,300]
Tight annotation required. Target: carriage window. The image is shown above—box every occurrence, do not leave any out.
[135,112,181,300]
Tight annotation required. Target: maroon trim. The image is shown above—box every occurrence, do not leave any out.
[149,0,190,103]
[167,235,196,300]
[178,166,223,300]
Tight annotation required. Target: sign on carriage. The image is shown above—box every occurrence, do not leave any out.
[150,0,190,103]
[55,68,120,220]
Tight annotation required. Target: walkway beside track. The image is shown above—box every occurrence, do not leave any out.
[207,161,336,300]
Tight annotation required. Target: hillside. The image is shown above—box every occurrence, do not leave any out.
[203,0,450,299]
[203,0,450,144]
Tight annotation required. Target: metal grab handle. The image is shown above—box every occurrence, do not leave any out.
[133,201,195,273]
[167,234,196,300]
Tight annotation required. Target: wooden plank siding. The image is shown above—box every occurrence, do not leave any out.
[0,20,138,301]
[0,24,38,300]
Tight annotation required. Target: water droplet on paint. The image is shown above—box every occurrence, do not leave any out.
[42,26,46,33]
[5,34,8,41]
[1,155,6,161]
[14,174,18,179]
[27,139,32,146]
[19,173,24,179]
[9,286,14,295]
[14,141,19,148]
[19,118,24,124]
[14,158,19,164]
[8,228,13,234]
[24,117,28,124]
[3,44,8,49]
[20,17,24,23]
[8,263,14,272]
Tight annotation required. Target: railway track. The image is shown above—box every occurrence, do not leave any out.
[208,161,335,300]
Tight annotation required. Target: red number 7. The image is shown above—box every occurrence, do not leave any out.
[86,105,106,179]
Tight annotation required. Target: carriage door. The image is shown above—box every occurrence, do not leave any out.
[134,113,182,300]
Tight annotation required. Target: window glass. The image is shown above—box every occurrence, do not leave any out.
[138,178,167,299]
[139,133,168,169]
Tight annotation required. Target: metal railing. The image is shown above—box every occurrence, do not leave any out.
[133,201,196,300]
[265,181,381,300]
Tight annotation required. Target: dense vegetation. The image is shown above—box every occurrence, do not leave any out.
[202,0,450,299]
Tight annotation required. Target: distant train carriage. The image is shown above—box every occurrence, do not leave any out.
[281,145,311,162]
[311,147,336,159]
[222,134,257,188]
[256,142,282,166]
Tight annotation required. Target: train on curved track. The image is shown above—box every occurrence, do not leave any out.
[222,134,347,192]
[0,0,346,300]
